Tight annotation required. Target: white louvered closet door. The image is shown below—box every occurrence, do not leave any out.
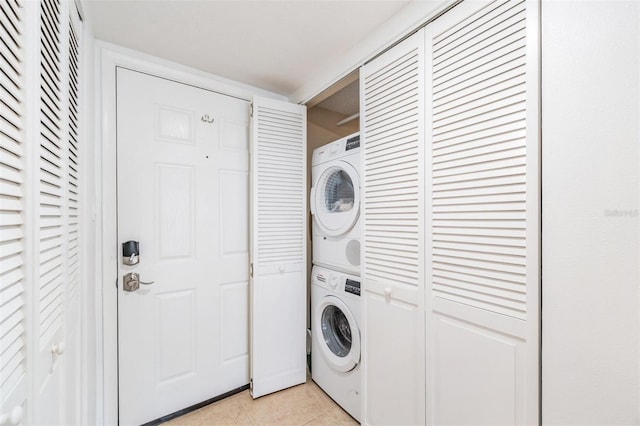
[250,97,307,398]
[64,5,82,424]
[33,0,69,423]
[360,32,426,425]
[0,1,26,424]
[424,0,540,424]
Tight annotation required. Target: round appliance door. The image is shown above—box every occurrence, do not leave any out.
[312,161,360,237]
[314,295,360,372]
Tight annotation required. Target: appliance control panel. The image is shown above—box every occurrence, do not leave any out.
[345,278,361,296]
[345,135,360,151]
[311,133,360,164]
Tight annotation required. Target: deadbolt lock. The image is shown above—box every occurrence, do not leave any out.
[122,240,140,266]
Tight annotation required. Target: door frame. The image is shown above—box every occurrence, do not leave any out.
[96,43,286,424]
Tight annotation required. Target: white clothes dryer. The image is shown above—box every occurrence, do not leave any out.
[311,133,361,275]
[311,265,361,422]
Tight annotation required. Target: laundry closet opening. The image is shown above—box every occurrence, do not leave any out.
[304,70,363,422]
[305,71,360,334]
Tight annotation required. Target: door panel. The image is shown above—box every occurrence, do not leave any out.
[364,283,423,425]
[0,0,27,423]
[431,314,523,426]
[34,0,67,423]
[117,68,250,425]
[424,0,540,424]
[64,7,83,423]
[360,31,426,425]
[250,97,307,398]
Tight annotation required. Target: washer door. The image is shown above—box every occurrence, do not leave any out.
[314,295,360,372]
[312,161,360,237]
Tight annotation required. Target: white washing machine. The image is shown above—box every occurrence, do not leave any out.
[311,265,361,422]
[311,133,361,275]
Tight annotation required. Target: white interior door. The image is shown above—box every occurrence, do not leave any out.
[250,96,307,398]
[117,68,251,425]
[424,0,540,424]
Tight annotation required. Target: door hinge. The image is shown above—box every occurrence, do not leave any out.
[249,263,254,278]
[250,103,254,117]
[250,378,253,390]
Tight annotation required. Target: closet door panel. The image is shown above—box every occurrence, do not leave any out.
[425,0,540,424]
[250,96,307,398]
[64,6,82,424]
[33,0,70,423]
[0,1,27,424]
[361,31,425,425]
[363,281,423,425]
[2,1,82,424]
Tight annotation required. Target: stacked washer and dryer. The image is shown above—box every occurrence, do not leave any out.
[310,133,362,422]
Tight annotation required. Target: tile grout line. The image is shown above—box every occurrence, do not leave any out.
[301,407,334,426]
[237,391,257,426]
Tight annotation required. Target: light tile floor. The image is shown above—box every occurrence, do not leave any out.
[163,380,359,426]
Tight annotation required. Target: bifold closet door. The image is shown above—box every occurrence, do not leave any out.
[33,0,72,423]
[1,0,83,424]
[250,96,307,398]
[64,5,82,424]
[424,0,540,424]
[32,0,85,422]
[360,32,426,425]
[0,1,27,423]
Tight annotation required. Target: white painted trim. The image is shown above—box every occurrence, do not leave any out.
[80,17,98,426]
[289,0,453,104]
[96,43,285,425]
[92,31,106,426]
[525,1,542,423]
[96,41,286,103]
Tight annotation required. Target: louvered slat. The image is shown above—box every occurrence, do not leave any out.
[363,40,422,289]
[430,0,528,319]
[0,0,25,409]
[255,106,305,267]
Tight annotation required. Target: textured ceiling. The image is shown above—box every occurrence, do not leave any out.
[83,0,411,97]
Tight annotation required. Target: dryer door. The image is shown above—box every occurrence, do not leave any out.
[311,160,360,237]
[314,295,360,372]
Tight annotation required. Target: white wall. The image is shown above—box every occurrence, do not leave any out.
[542,1,640,424]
